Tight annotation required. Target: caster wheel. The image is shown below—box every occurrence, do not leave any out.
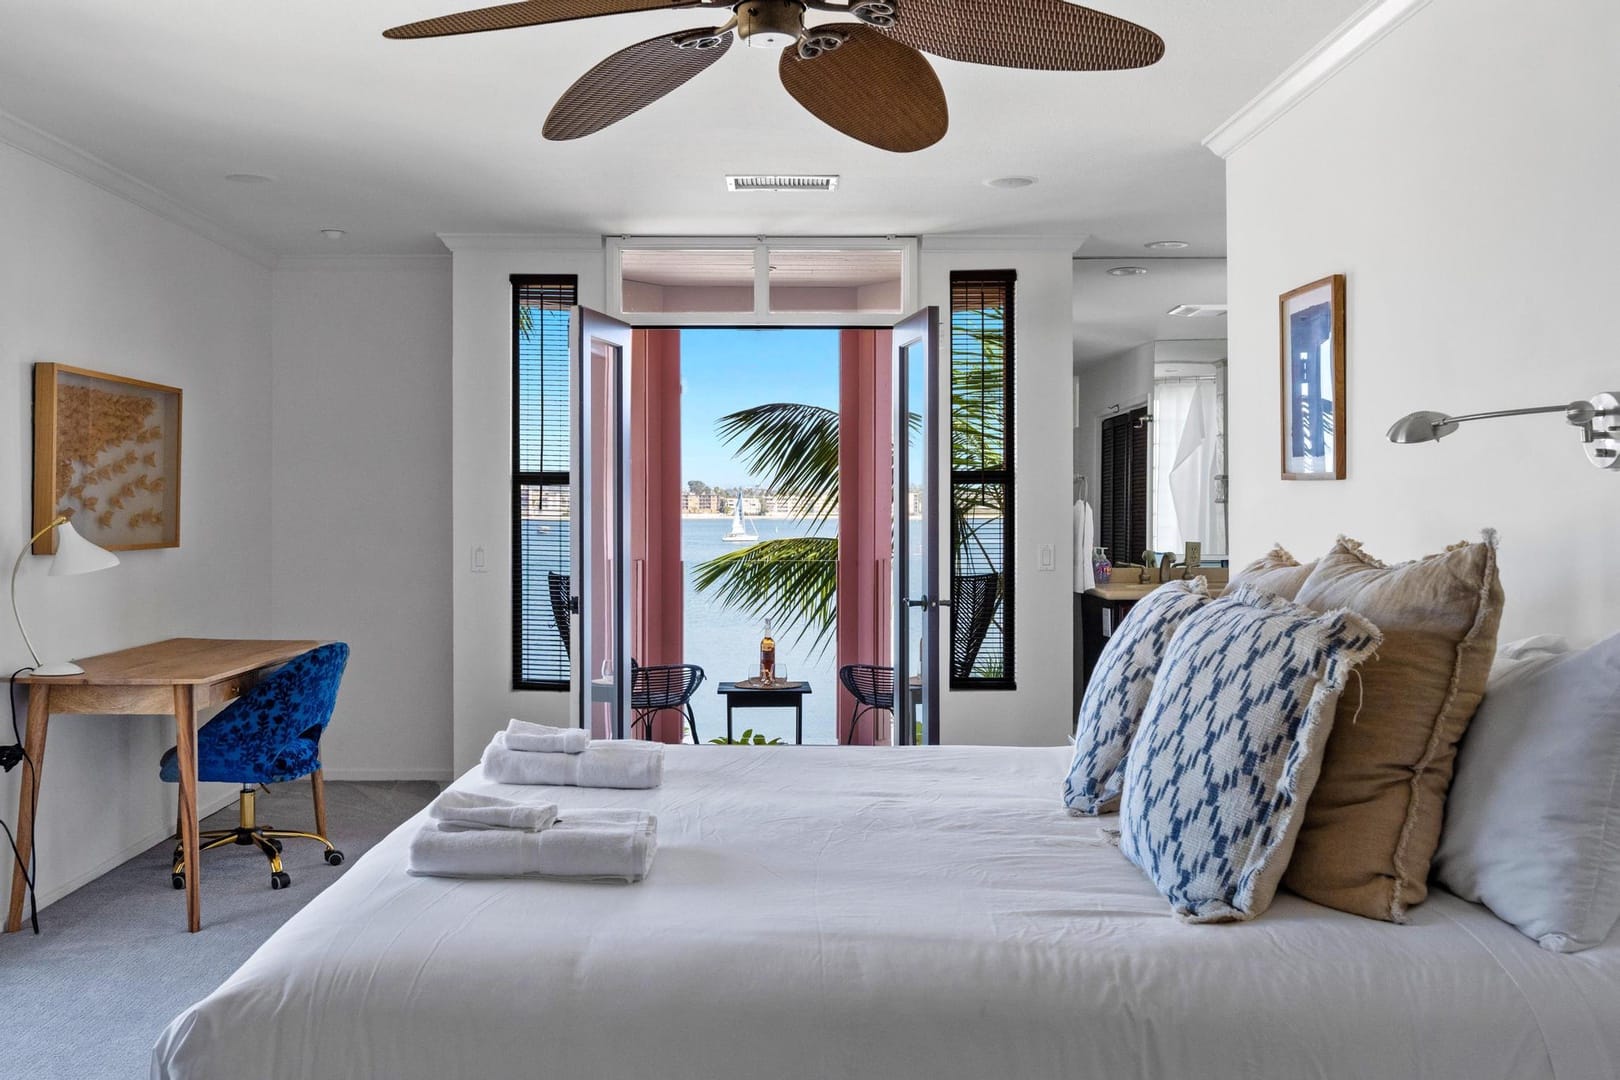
[171,873,186,890]
[270,871,291,890]
[269,839,283,852]
[324,850,345,866]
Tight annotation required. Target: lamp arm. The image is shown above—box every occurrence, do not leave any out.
[1441,403,1579,427]
[10,516,68,669]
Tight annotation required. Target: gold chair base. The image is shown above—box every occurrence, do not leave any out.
[171,785,343,887]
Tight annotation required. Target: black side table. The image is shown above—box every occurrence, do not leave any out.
[716,682,813,745]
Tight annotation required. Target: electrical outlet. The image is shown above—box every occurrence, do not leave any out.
[470,545,488,574]
[1038,543,1055,571]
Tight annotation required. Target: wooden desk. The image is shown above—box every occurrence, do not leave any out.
[716,682,812,745]
[7,638,322,934]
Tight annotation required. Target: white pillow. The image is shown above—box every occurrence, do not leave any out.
[1434,632,1620,952]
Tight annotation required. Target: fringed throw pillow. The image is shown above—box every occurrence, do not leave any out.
[1116,586,1383,923]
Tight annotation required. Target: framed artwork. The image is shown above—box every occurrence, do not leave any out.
[32,363,182,553]
[1279,274,1347,480]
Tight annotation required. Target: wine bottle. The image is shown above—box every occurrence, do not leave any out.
[760,619,776,685]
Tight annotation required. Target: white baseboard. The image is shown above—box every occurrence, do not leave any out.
[319,766,453,783]
[31,789,239,912]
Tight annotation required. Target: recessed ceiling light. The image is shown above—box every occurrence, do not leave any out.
[319,228,347,240]
[224,173,276,184]
[1144,240,1189,250]
[1108,266,1150,277]
[984,176,1037,189]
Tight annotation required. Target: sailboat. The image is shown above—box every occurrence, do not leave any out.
[723,492,759,545]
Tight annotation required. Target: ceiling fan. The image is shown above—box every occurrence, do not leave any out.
[383,0,1164,152]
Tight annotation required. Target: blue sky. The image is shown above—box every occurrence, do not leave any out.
[680,329,840,489]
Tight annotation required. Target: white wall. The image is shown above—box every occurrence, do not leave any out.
[0,140,273,908]
[919,241,1078,747]
[270,259,454,781]
[449,238,606,775]
[1222,0,1620,644]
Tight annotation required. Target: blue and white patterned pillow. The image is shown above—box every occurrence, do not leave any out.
[1064,579,1211,814]
[1116,586,1382,923]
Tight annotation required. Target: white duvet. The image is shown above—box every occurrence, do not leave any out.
[153,746,1620,1080]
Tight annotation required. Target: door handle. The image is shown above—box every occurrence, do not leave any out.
[906,595,931,610]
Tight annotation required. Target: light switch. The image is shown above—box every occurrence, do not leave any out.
[1038,543,1055,571]
[471,545,488,574]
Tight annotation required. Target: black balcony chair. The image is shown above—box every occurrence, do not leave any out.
[630,662,705,744]
[950,571,1003,681]
[838,664,895,744]
[547,571,573,658]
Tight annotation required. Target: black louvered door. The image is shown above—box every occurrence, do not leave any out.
[1099,407,1148,566]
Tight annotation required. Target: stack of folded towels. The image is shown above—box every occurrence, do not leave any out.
[482,718,664,790]
[407,720,662,883]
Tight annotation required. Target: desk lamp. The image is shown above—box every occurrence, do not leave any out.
[10,515,120,676]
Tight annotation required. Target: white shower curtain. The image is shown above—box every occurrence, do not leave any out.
[1152,378,1224,557]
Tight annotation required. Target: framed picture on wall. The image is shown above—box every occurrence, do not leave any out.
[32,363,182,553]
[1279,274,1347,480]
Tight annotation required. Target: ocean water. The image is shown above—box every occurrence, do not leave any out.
[681,516,840,744]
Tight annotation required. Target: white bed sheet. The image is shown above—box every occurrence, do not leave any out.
[153,745,1620,1080]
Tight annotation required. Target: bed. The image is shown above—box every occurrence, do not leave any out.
[152,745,1620,1079]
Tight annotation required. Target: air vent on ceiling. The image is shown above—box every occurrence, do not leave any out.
[726,174,840,193]
[1166,304,1229,318]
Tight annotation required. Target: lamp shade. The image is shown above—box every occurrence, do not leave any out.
[1386,411,1460,444]
[49,519,120,577]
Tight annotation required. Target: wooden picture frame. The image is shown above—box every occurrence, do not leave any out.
[1279,274,1347,480]
[32,363,182,554]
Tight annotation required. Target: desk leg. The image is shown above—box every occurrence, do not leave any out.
[5,684,50,933]
[174,685,201,933]
[726,700,734,743]
[796,703,803,746]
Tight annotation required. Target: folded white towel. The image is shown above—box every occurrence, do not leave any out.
[428,789,559,832]
[504,718,591,755]
[482,732,663,789]
[406,810,658,882]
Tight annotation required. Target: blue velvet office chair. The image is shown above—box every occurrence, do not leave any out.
[159,642,349,891]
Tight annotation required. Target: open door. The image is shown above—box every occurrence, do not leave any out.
[892,308,941,746]
[571,307,634,738]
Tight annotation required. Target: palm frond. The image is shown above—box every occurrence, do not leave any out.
[714,403,840,527]
[692,536,839,655]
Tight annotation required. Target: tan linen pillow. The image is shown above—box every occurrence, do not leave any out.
[1228,545,1317,601]
[1283,532,1504,922]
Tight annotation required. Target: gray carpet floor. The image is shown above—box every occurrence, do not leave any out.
[0,780,437,1080]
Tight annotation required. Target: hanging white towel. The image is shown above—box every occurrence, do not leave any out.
[406,810,658,882]
[1073,499,1097,592]
[428,789,559,832]
[482,732,664,789]
[504,718,591,754]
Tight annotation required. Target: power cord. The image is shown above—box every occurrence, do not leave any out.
[3,668,40,933]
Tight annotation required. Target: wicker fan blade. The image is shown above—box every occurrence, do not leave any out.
[779,26,946,153]
[544,29,732,141]
[383,0,699,39]
[881,0,1163,71]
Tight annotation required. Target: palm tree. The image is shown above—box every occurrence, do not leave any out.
[693,314,1008,666]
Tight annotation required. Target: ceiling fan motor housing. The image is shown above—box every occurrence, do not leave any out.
[736,0,806,49]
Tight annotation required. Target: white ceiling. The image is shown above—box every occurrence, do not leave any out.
[0,1,1362,257]
[1072,257,1226,368]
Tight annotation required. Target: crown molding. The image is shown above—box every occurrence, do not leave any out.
[1204,0,1434,160]
[274,253,451,272]
[921,233,1087,254]
[436,233,605,253]
[0,107,275,268]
